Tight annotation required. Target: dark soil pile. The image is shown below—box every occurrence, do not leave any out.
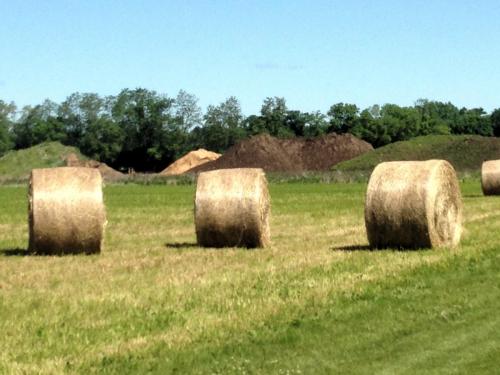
[65,153,125,181]
[188,133,373,173]
[296,133,374,170]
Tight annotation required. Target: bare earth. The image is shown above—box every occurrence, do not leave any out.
[160,149,221,176]
[188,133,373,173]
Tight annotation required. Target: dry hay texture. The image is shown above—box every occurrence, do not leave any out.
[195,168,270,248]
[481,160,500,195]
[365,160,462,249]
[29,167,106,255]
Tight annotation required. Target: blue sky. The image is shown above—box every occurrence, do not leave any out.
[1,0,499,114]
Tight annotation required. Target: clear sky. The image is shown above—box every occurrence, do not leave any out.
[1,0,500,114]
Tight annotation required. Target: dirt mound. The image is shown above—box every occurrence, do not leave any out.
[64,153,124,181]
[189,133,373,173]
[64,153,80,167]
[299,133,375,170]
[191,134,302,173]
[161,149,221,176]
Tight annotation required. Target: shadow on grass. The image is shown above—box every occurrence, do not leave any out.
[164,242,255,250]
[165,242,199,249]
[0,248,100,257]
[0,248,29,256]
[330,245,373,252]
[331,245,427,252]
[463,194,484,198]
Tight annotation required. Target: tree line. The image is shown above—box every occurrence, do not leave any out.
[0,88,499,171]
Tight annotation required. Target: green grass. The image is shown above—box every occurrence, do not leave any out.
[0,142,86,182]
[334,135,500,174]
[0,182,499,374]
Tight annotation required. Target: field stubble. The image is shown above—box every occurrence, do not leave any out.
[0,182,499,374]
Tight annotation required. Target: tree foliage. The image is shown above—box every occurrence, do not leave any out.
[14,100,65,149]
[0,100,16,155]
[0,90,498,170]
[189,96,245,153]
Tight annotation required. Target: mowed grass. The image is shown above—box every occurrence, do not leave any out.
[0,182,499,374]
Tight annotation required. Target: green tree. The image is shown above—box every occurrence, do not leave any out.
[284,110,328,137]
[0,100,16,124]
[0,100,15,155]
[111,88,177,170]
[351,108,391,147]
[243,114,266,136]
[379,104,421,142]
[192,96,246,153]
[415,99,457,135]
[491,108,500,137]
[245,97,292,138]
[57,92,128,163]
[58,93,108,147]
[80,117,124,164]
[327,103,359,133]
[173,90,203,132]
[14,100,65,148]
[302,111,328,137]
[453,108,492,136]
[261,97,292,137]
[284,110,307,136]
[350,104,421,147]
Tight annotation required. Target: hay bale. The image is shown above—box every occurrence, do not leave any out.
[365,160,462,249]
[481,160,500,195]
[29,167,106,254]
[195,168,270,248]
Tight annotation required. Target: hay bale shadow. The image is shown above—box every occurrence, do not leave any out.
[0,248,29,256]
[463,194,484,198]
[0,248,99,257]
[164,242,258,250]
[165,242,199,249]
[330,245,429,252]
[330,245,373,252]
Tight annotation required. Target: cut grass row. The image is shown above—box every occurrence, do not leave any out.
[0,182,499,374]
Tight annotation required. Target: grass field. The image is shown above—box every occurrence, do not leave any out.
[0,182,499,374]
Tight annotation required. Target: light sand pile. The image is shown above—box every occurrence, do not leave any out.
[161,149,221,176]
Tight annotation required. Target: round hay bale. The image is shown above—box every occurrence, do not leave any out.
[195,168,270,248]
[481,160,500,195]
[29,167,106,255]
[365,160,462,249]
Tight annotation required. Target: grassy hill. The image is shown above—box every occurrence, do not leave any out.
[334,135,500,173]
[0,142,87,181]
